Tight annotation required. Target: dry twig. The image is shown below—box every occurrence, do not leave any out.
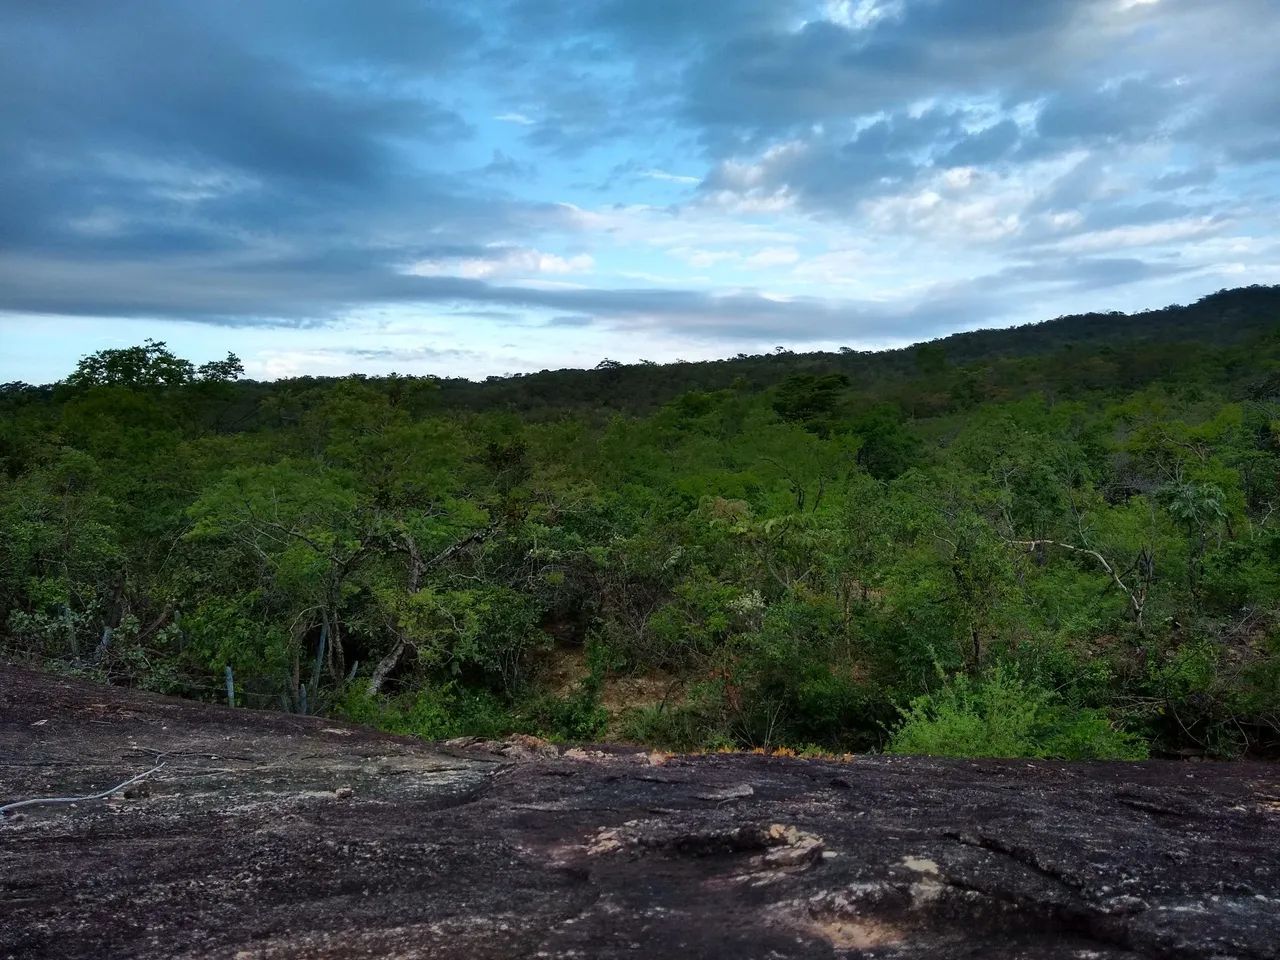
[0,763,166,818]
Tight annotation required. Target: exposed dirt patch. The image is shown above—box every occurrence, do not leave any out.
[2,665,1278,959]
[538,645,684,715]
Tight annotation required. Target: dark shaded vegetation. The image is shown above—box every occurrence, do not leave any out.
[3,286,1279,759]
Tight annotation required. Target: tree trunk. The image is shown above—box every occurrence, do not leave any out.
[368,639,408,696]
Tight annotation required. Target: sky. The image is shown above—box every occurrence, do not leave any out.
[2,0,1278,383]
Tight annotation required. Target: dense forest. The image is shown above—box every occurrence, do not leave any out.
[3,285,1279,760]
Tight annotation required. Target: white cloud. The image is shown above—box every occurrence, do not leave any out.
[703,187,798,214]
[642,169,700,185]
[791,248,873,286]
[821,0,904,30]
[407,246,595,279]
[1050,216,1225,254]
[863,182,1025,244]
[674,248,740,268]
[744,246,801,268]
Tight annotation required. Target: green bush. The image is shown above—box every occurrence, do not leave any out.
[520,680,609,741]
[887,664,1148,760]
[728,597,890,751]
[1137,634,1280,758]
[333,683,519,740]
[617,687,733,752]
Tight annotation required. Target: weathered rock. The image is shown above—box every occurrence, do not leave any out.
[1,665,1278,959]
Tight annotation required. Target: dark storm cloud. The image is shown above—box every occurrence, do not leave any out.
[1035,78,1182,144]
[0,5,468,187]
[220,0,485,72]
[588,0,796,49]
[992,257,1194,291]
[940,121,1022,168]
[683,2,1090,137]
[0,0,501,285]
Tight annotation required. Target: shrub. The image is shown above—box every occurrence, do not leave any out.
[617,700,732,752]
[333,683,519,740]
[520,680,609,742]
[1138,633,1280,758]
[728,597,889,751]
[887,664,1147,760]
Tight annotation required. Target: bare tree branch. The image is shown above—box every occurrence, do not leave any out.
[1,763,166,818]
[1006,538,1148,626]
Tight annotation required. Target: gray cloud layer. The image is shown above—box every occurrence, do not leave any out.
[0,0,1276,347]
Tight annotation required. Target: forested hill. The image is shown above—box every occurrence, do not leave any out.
[5,285,1278,420]
[428,284,1280,416]
[1,282,1278,763]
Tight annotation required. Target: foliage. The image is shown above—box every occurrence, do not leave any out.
[334,682,519,741]
[3,286,1280,760]
[887,665,1148,761]
[64,339,241,390]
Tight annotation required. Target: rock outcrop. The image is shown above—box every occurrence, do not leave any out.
[1,666,1277,959]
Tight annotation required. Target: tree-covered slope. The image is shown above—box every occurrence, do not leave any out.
[2,284,1278,760]
[429,284,1280,415]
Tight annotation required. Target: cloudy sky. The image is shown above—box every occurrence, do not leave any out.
[2,0,1278,382]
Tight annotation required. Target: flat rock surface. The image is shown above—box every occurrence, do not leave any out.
[2,666,1278,960]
